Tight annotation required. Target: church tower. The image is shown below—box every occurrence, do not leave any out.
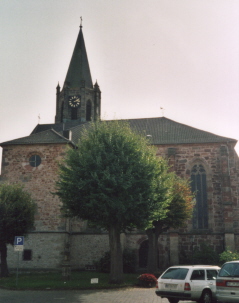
[55,24,101,124]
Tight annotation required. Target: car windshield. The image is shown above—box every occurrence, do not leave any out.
[161,268,189,280]
[219,263,239,277]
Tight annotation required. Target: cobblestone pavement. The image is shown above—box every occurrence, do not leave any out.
[0,287,195,303]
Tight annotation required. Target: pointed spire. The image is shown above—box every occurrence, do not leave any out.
[64,23,93,89]
[94,80,100,92]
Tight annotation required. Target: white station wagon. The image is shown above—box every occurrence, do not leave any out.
[155,265,220,303]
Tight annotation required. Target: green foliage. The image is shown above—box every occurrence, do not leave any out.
[165,176,194,228]
[0,183,35,245]
[96,250,137,273]
[148,175,194,230]
[56,120,170,231]
[123,249,137,273]
[97,251,111,273]
[0,271,139,290]
[179,247,190,265]
[219,249,239,264]
[179,242,220,265]
[191,243,219,265]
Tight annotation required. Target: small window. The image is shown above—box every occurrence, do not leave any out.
[23,249,32,261]
[191,270,205,280]
[207,270,218,280]
[29,155,41,167]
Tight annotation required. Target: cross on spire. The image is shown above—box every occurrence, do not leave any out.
[80,16,83,28]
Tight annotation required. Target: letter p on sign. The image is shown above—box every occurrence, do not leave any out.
[14,236,24,246]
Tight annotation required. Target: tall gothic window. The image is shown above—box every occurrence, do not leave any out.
[191,164,208,229]
[86,100,92,121]
[71,107,77,120]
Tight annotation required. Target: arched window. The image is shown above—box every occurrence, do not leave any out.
[86,100,92,121]
[60,103,64,122]
[191,164,208,229]
[71,107,77,120]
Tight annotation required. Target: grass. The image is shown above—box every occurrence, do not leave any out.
[0,271,140,290]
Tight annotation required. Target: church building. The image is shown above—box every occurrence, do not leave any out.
[1,25,239,271]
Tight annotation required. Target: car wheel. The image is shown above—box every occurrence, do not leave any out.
[168,299,179,303]
[199,290,212,303]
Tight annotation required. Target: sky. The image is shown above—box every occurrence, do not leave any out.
[1,0,239,168]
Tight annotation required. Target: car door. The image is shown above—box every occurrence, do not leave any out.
[206,269,218,294]
[190,269,206,300]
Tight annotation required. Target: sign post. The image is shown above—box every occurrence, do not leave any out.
[14,236,24,287]
[14,236,24,251]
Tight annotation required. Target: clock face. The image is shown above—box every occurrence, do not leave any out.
[69,95,81,108]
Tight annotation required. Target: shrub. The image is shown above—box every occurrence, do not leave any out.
[137,273,157,287]
[96,250,137,273]
[191,243,219,265]
[179,242,220,265]
[179,248,190,265]
[123,249,137,273]
[96,251,111,273]
[219,249,239,265]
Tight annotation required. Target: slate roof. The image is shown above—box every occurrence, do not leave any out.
[31,119,82,135]
[69,117,237,145]
[0,129,73,146]
[126,117,237,145]
[1,117,236,147]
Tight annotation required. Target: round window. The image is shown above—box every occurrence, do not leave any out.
[29,155,41,167]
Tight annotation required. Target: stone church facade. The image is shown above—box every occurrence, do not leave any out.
[1,25,239,271]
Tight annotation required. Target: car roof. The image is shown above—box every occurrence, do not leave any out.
[167,265,220,268]
[223,260,239,264]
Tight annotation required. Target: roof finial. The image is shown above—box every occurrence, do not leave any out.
[160,107,165,117]
[80,16,83,28]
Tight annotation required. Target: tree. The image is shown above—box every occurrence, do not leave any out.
[146,175,194,273]
[56,120,169,283]
[0,183,35,277]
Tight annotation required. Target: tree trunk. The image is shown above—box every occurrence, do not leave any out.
[147,223,165,273]
[108,225,123,284]
[146,229,158,273]
[0,242,9,277]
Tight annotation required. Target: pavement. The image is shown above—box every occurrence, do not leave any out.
[0,287,195,303]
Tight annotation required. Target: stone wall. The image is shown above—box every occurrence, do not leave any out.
[7,232,67,270]
[1,143,68,231]
[156,142,239,234]
[1,144,70,270]
[70,234,109,269]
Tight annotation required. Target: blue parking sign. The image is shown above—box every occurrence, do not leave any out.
[14,236,24,245]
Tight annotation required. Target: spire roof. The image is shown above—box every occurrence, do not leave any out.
[64,25,93,88]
